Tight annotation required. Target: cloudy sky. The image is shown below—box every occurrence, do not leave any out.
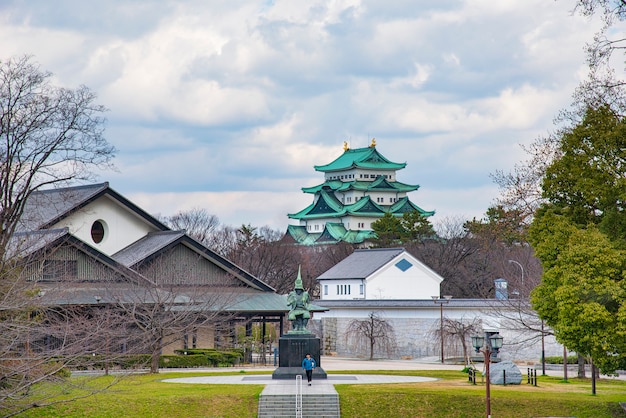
[0,1,612,231]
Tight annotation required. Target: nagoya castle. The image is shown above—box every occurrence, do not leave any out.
[284,139,434,245]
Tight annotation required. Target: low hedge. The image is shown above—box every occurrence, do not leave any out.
[67,348,245,371]
[159,354,208,368]
[71,354,152,370]
[173,348,244,367]
[544,355,588,364]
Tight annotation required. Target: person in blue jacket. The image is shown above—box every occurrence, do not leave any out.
[302,353,316,385]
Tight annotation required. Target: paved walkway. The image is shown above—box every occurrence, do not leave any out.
[162,357,443,396]
[163,373,437,390]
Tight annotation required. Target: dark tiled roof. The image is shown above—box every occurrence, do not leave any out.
[7,228,70,258]
[113,230,186,267]
[317,248,405,280]
[18,183,109,231]
[18,182,169,232]
[314,298,518,309]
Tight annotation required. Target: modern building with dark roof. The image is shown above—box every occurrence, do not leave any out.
[285,140,434,245]
[317,248,442,300]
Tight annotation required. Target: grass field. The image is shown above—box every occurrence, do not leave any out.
[16,369,626,418]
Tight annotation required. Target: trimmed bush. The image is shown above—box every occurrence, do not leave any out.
[545,355,587,365]
[159,355,207,368]
[173,348,244,367]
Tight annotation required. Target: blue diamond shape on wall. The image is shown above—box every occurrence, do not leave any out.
[395,259,412,272]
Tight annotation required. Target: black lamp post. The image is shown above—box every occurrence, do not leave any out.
[432,295,452,364]
[472,333,504,418]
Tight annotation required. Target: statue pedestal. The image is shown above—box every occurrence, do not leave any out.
[272,333,327,379]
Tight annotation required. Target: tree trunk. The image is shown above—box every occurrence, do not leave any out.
[150,337,162,373]
[577,353,586,378]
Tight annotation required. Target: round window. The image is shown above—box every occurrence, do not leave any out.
[91,220,106,244]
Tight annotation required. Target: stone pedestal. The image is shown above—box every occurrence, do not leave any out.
[272,333,327,379]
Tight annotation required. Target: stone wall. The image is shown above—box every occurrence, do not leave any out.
[315,316,564,363]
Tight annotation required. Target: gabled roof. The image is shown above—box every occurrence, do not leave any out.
[289,192,388,221]
[317,248,406,280]
[288,189,343,220]
[112,230,186,267]
[346,196,386,215]
[314,146,406,172]
[113,231,275,292]
[389,197,435,217]
[17,182,169,232]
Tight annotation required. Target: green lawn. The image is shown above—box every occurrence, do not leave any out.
[16,369,626,418]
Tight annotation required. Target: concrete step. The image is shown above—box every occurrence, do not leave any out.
[258,393,340,418]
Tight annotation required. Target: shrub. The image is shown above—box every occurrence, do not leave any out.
[159,355,207,368]
[544,355,587,365]
[173,348,244,367]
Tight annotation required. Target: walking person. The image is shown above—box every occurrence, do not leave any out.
[302,353,316,386]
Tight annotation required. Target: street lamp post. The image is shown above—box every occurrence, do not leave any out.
[507,259,524,287]
[472,334,504,418]
[432,295,452,364]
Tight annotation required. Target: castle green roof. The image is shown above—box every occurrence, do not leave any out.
[390,197,435,216]
[285,224,376,245]
[289,191,389,221]
[302,176,419,194]
[288,190,432,221]
[314,146,406,172]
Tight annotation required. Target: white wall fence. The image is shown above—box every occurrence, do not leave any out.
[312,307,564,363]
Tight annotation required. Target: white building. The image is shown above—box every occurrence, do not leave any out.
[313,248,563,363]
[318,248,442,300]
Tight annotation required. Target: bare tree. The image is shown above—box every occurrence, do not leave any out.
[0,244,127,417]
[345,312,396,360]
[0,55,114,260]
[490,133,561,228]
[163,208,221,246]
[406,216,488,298]
[0,54,114,414]
[112,247,243,373]
[442,317,482,366]
[225,224,301,294]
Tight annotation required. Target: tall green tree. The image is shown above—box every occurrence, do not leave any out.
[371,211,434,247]
[529,209,626,373]
[542,105,626,243]
[530,104,626,374]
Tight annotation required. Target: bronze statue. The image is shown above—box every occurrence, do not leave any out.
[287,267,311,333]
